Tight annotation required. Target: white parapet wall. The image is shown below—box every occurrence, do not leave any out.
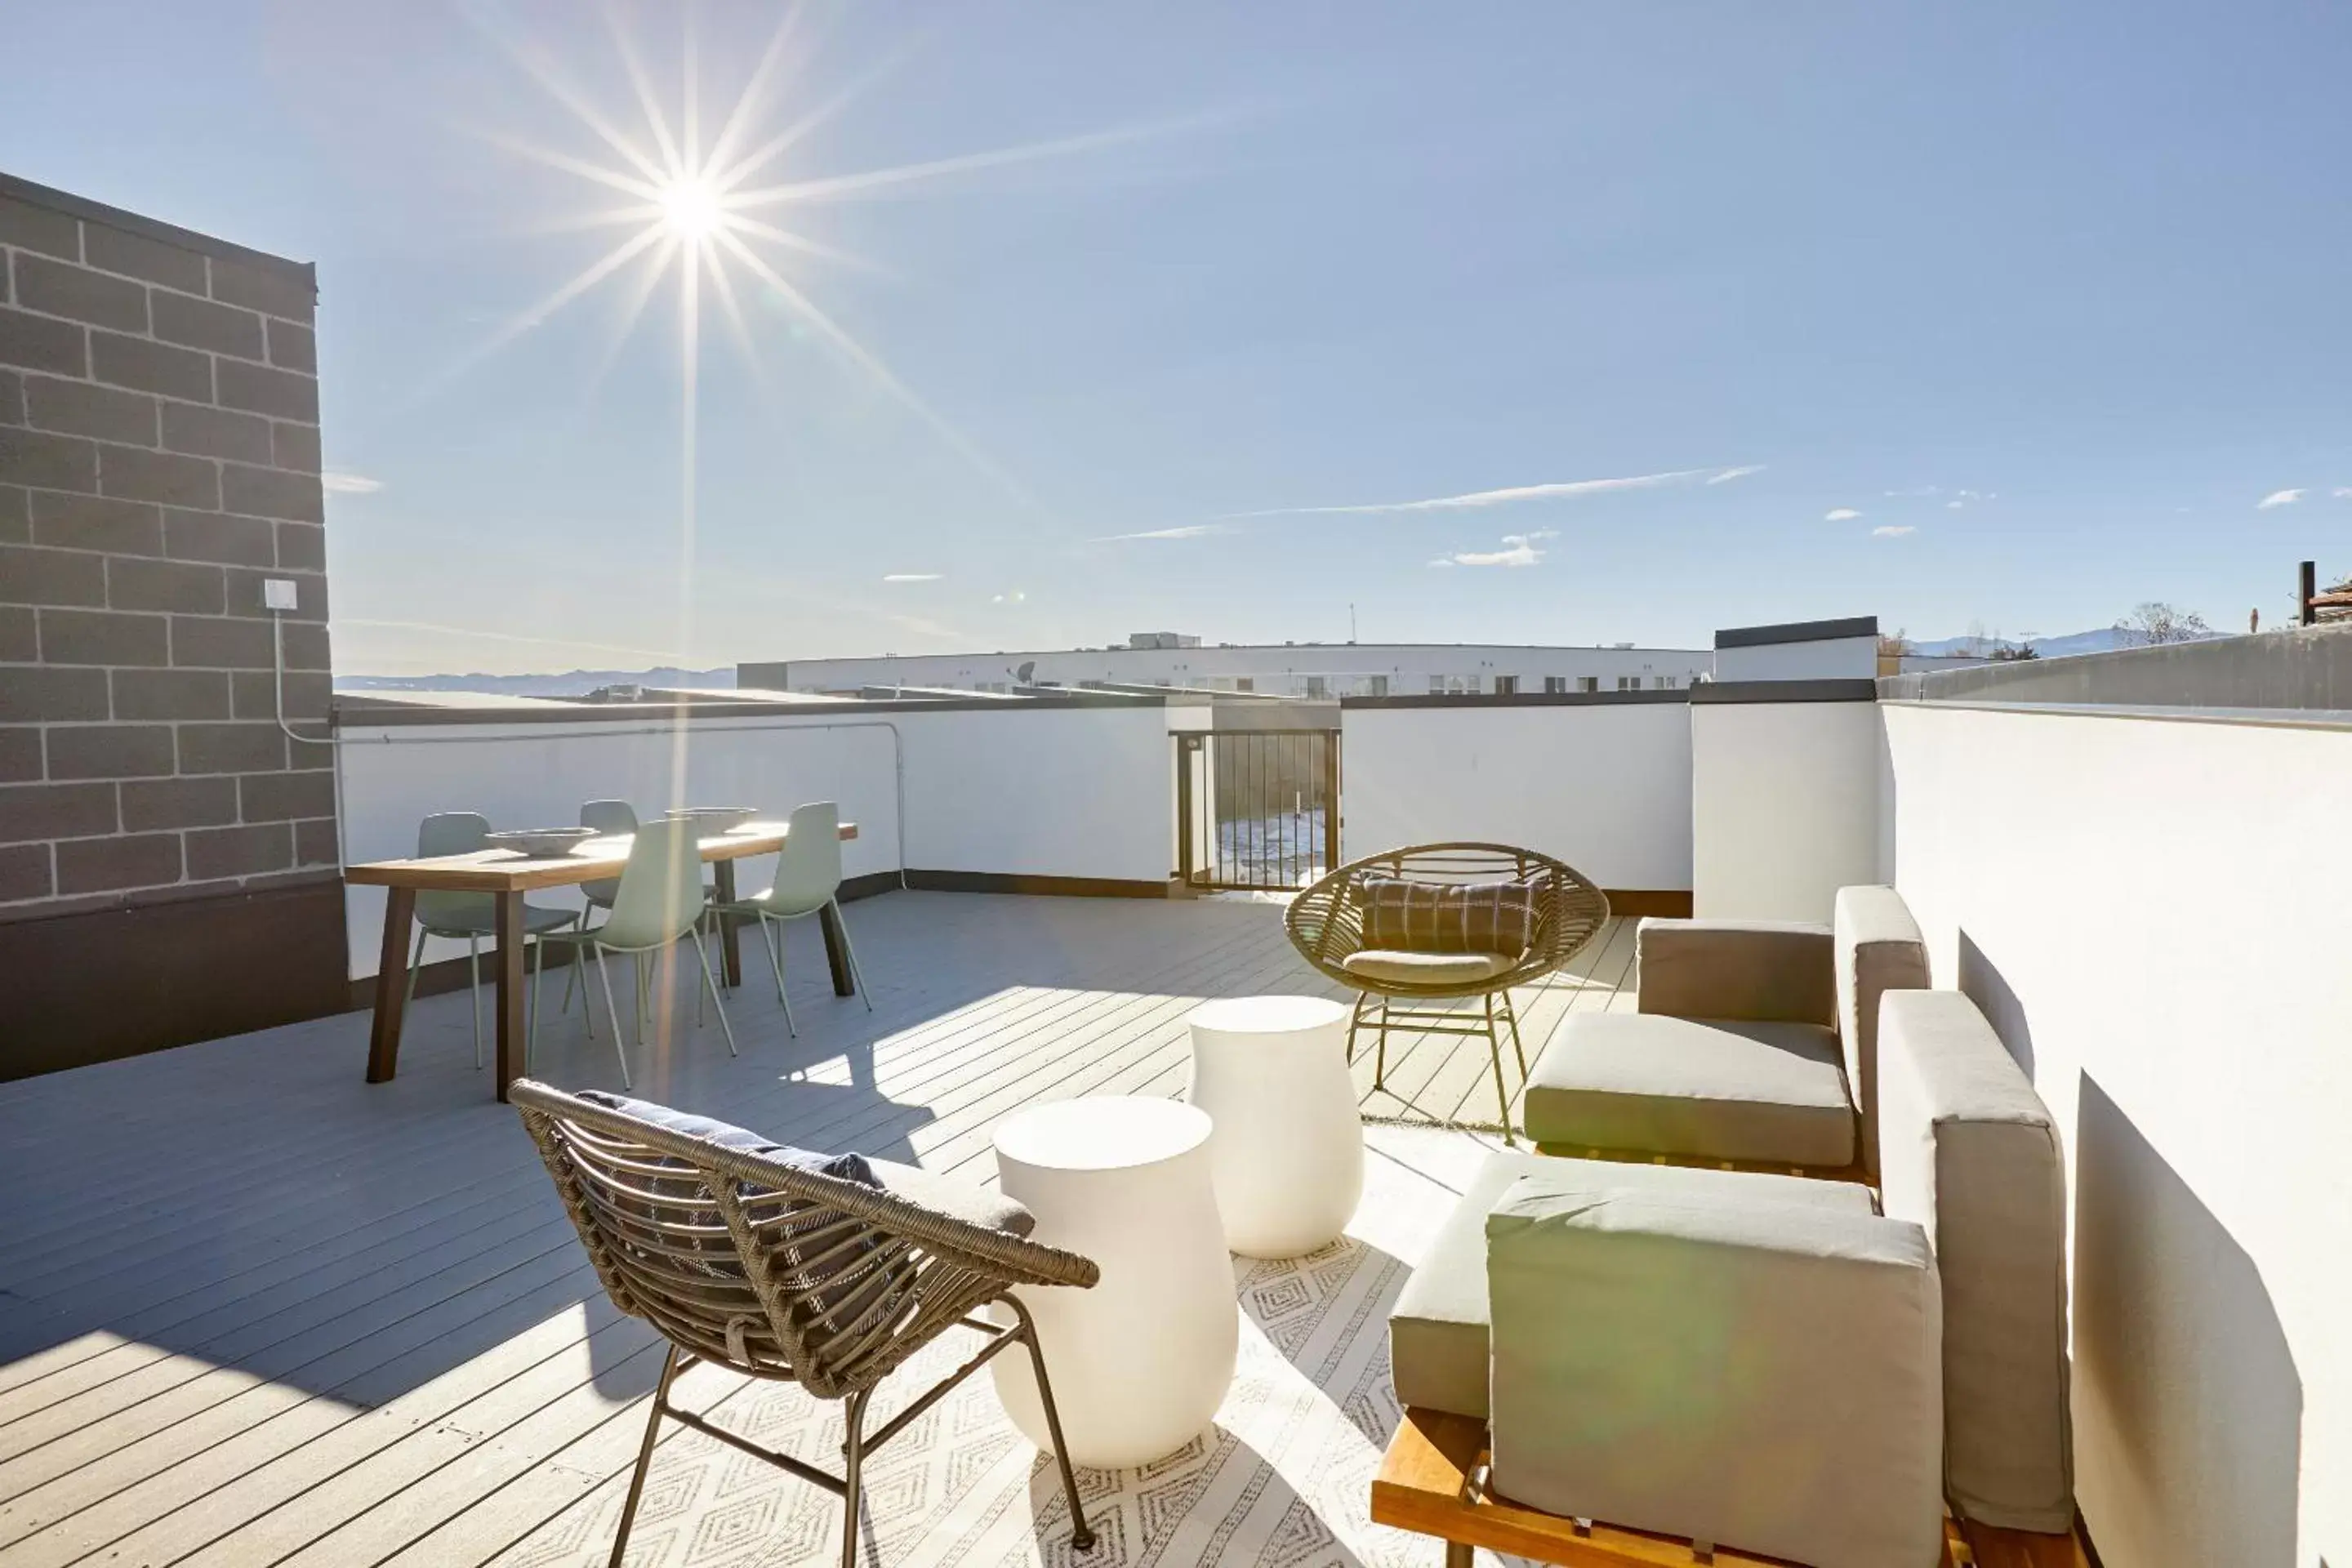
[1689,687,1882,923]
[1882,699,2351,1568]
[1338,698,1694,894]
[335,701,1178,981]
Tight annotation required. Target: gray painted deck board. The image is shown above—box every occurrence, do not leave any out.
[0,892,1630,1566]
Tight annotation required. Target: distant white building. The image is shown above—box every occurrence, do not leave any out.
[742,632,1714,699]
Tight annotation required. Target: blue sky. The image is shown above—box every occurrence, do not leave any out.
[5,1,2348,673]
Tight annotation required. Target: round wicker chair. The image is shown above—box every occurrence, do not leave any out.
[1284,842,1610,1139]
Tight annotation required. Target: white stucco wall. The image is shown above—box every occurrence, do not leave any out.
[1339,702,1693,891]
[1690,697,1881,922]
[1882,701,2351,1568]
[894,705,1174,883]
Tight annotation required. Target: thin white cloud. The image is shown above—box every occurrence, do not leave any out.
[1092,523,1239,542]
[881,572,943,582]
[1705,465,1766,485]
[1826,508,1862,522]
[1873,525,1917,538]
[2257,488,2305,510]
[1229,467,1711,519]
[991,589,1027,604]
[1436,532,1548,568]
[321,470,384,494]
[1946,500,1965,510]
[2335,487,2352,499]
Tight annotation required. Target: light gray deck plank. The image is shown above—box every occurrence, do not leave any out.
[0,889,1632,1567]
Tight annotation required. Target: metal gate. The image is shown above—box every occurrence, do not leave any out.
[1175,728,1340,891]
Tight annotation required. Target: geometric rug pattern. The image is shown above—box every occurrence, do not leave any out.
[493,1131,1494,1568]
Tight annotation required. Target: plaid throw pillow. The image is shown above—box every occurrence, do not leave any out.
[1356,875,1543,958]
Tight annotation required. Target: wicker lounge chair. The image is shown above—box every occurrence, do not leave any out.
[1285,843,1610,1138]
[511,1080,1102,1568]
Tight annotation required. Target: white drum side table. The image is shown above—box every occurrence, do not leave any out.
[1186,994,1365,1258]
[989,1096,1239,1468]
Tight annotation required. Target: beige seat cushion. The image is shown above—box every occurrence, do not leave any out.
[1524,1012,1856,1168]
[1878,990,2073,1533]
[1387,1149,1873,1420]
[1486,1177,1944,1568]
[1340,948,1512,987]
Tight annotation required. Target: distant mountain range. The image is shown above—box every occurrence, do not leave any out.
[336,666,736,697]
[1908,625,2223,659]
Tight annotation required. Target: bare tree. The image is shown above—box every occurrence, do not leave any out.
[1878,628,1913,658]
[2114,602,2213,647]
[1989,638,2039,661]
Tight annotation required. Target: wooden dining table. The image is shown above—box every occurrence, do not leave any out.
[345,819,858,1100]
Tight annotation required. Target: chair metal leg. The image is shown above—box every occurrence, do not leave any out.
[467,934,483,1070]
[401,925,427,1047]
[595,944,631,1089]
[1504,990,1526,1078]
[830,899,873,1013]
[607,1345,684,1568]
[1374,997,1392,1092]
[1009,1296,1098,1552]
[688,928,737,1056]
[1486,992,1516,1145]
[528,936,542,1074]
[762,916,798,1037]
[839,1387,872,1568]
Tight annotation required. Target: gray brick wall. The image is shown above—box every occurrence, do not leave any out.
[0,179,336,918]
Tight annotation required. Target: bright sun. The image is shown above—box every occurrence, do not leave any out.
[657,178,723,239]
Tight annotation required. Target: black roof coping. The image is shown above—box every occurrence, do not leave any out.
[0,171,315,292]
[1688,679,1879,705]
[1713,615,1879,650]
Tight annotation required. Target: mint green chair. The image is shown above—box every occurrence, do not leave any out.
[403,812,579,1069]
[535,816,736,1086]
[707,801,871,1037]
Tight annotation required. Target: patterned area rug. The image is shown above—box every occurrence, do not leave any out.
[497,1127,1496,1568]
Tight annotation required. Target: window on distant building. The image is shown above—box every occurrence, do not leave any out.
[1234,676,1254,693]
[1494,675,1517,695]
[1544,675,1567,694]
[1579,676,1599,693]
[1659,675,1678,689]
[1618,675,1639,691]
[1368,675,1389,697]
[1305,675,1329,699]
[1430,675,1449,694]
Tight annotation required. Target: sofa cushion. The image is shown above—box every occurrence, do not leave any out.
[1387,1150,1872,1419]
[1833,886,1931,1175]
[1635,918,1836,1027]
[1486,1178,1943,1568]
[1523,1012,1856,1168]
[1340,948,1513,987]
[1878,991,2074,1533]
[1357,874,1543,956]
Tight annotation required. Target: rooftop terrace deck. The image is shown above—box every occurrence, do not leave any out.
[0,893,1637,1567]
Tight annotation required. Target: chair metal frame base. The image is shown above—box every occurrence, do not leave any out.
[1350,988,1526,1143]
[733,895,875,1037]
[606,1297,1097,1568]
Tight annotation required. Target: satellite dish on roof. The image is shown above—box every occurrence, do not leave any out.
[1015,661,1036,684]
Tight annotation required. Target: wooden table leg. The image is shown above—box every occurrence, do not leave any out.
[494,890,526,1102]
[713,859,742,988]
[364,886,416,1084]
[819,899,855,996]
